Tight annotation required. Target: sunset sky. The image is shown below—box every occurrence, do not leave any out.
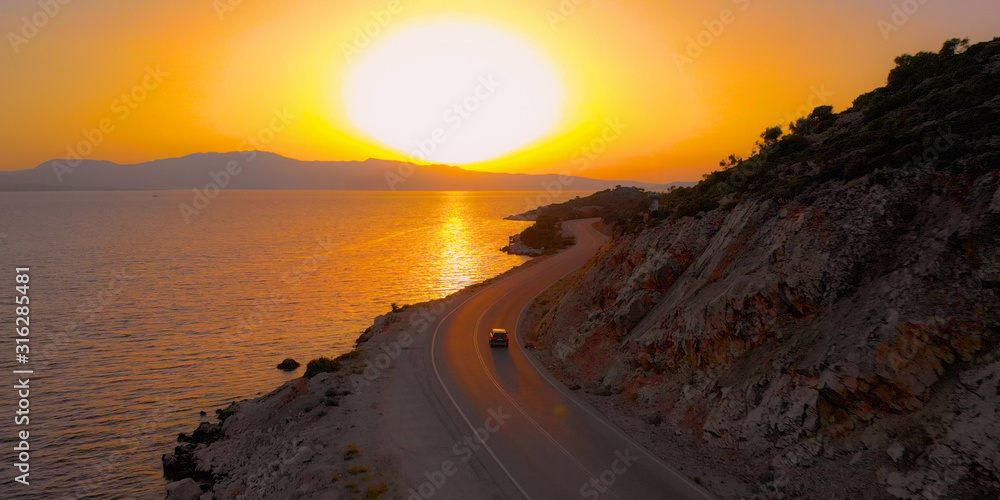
[1,0,998,182]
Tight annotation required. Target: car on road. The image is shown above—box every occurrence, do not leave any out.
[489,328,509,348]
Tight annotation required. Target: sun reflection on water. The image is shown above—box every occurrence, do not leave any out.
[0,190,592,498]
[425,192,482,292]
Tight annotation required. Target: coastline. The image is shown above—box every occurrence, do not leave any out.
[161,255,554,500]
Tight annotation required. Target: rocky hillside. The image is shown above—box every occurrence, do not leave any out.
[527,38,1000,499]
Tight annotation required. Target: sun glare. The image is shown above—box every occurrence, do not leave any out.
[341,20,565,165]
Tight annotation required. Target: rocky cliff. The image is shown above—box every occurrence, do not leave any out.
[527,38,1000,499]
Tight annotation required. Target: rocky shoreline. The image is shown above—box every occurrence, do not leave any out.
[159,259,551,500]
[160,309,426,499]
[499,232,545,256]
[503,211,538,222]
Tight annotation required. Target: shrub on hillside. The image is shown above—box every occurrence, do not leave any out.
[304,357,341,378]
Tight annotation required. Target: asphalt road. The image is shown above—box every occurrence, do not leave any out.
[426,218,717,500]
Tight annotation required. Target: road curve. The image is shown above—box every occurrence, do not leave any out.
[426,219,717,500]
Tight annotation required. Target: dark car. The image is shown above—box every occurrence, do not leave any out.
[489,328,509,348]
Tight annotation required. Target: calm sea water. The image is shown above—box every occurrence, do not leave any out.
[0,190,586,499]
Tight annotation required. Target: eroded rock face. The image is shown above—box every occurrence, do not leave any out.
[166,478,203,500]
[534,169,1000,498]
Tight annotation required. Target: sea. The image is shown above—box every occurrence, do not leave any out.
[0,190,587,499]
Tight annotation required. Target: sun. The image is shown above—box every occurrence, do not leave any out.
[341,20,565,165]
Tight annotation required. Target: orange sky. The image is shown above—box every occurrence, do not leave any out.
[1,0,998,182]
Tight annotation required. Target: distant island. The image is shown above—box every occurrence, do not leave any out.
[0,151,693,192]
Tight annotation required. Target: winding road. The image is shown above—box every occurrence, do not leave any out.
[422,218,716,500]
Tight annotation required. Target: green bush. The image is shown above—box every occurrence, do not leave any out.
[335,350,362,362]
[304,357,341,378]
[519,214,571,250]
